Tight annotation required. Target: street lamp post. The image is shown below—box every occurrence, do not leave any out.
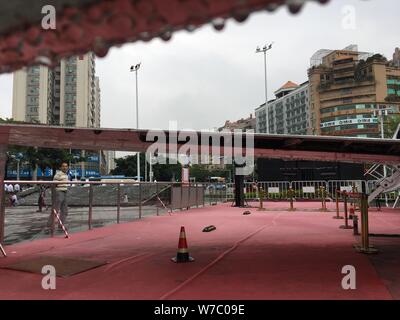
[16,158,20,181]
[130,63,141,182]
[11,153,23,181]
[256,43,273,134]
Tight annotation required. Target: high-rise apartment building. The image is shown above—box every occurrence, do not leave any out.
[105,150,117,174]
[12,53,99,127]
[308,45,400,137]
[12,53,108,178]
[12,65,54,124]
[255,81,310,135]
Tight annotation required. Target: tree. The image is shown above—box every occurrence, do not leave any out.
[385,115,400,138]
[111,155,182,181]
[1,118,78,179]
[35,148,74,178]
[111,154,236,182]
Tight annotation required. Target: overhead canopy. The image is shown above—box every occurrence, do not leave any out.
[0,0,330,73]
[0,124,399,165]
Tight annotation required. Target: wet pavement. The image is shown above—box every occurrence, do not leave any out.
[4,205,168,245]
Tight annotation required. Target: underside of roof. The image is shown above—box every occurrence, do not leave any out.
[0,0,330,73]
[1,124,399,165]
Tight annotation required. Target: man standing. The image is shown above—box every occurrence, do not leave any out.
[52,162,70,227]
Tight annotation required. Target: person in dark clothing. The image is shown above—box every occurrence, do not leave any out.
[375,196,381,211]
[37,185,47,212]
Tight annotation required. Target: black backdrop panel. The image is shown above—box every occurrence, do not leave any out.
[257,159,364,181]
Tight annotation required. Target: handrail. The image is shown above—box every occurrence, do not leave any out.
[0,180,208,246]
[140,184,172,206]
[3,180,184,185]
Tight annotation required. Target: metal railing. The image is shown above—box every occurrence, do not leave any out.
[328,180,365,200]
[0,180,207,245]
[291,181,327,199]
[2,178,397,246]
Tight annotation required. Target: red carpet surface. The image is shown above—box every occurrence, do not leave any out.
[0,202,399,300]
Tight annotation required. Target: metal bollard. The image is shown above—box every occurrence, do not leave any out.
[354,193,378,254]
[333,190,344,219]
[288,188,295,211]
[320,186,327,211]
[258,188,266,211]
[353,214,359,235]
[340,191,352,229]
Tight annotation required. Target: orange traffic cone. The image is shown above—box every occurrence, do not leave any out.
[171,226,194,263]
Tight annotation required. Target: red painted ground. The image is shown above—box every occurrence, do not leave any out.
[0,201,399,300]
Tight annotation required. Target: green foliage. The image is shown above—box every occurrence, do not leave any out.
[366,54,387,64]
[112,155,182,181]
[385,114,400,138]
[385,95,400,102]
[1,118,83,178]
[111,155,234,182]
[34,148,74,174]
[0,117,41,125]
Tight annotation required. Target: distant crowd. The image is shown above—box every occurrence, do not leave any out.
[4,183,21,207]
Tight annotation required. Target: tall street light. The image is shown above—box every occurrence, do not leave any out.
[11,154,23,181]
[256,43,273,133]
[130,63,141,182]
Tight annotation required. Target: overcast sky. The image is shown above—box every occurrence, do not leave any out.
[0,0,399,133]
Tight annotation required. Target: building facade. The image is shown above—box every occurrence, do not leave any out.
[105,150,117,174]
[12,53,99,127]
[308,46,400,137]
[12,53,109,178]
[255,81,310,135]
[218,113,256,132]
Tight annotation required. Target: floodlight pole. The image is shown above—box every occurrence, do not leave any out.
[256,43,273,134]
[131,63,141,181]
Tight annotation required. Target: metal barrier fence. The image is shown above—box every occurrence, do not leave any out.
[2,179,398,246]
[291,181,327,199]
[0,180,208,246]
[223,179,399,202]
[328,180,365,200]
[258,181,291,200]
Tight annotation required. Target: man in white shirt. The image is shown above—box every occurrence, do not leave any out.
[14,184,20,193]
[49,162,70,228]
